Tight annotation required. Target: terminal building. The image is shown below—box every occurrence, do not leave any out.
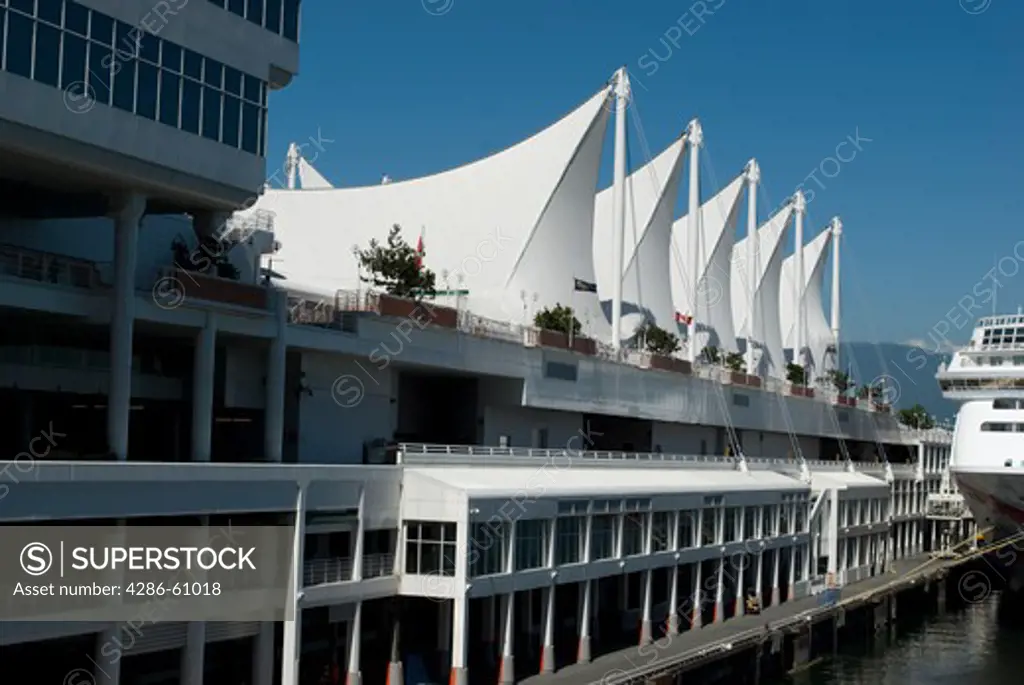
[0,3,969,685]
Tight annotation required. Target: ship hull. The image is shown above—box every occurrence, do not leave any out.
[953,469,1024,540]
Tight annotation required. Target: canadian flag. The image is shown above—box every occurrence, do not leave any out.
[415,229,425,270]
[675,312,693,325]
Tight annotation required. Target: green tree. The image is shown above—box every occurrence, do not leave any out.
[898,404,935,429]
[700,345,722,365]
[358,224,436,299]
[786,362,806,385]
[725,352,746,373]
[636,321,681,356]
[534,304,581,336]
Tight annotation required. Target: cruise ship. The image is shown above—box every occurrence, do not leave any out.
[0,2,967,685]
[940,315,1024,550]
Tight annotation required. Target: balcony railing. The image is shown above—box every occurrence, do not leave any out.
[0,244,102,289]
[303,553,396,586]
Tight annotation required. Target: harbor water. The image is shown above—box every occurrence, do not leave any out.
[784,591,1024,685]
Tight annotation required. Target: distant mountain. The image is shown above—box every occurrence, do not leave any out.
[838,342,956,421]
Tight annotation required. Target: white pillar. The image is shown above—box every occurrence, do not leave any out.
[450,596,469,685]
[578,580,592,663]
[788,546,797,598]
[192,312,217,462]
[755,551,764,604]
[108,192,145,460]
[830,216,842,358]
[499,593,515,684]
[253,623,275,685]
[265,290,288,462]
[691,562,702,629]
[280,486,305,685]
[793,190,806,370]
[541,585,556,673]
[347,602,362,685]
[735,557,745,617]
[286,142,300,189]
[640,568,653,644]
[609,66,631,351]
[686,119,704,362]
[745,159,760,375]
[771,549,780,606]
[182,519,209,685]
[714,559,725,622]
[667,564,680,635]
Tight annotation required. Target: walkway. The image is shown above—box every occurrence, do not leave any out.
[522,555,956,685]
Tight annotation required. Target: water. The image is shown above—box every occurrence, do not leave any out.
[786,593,1024,685]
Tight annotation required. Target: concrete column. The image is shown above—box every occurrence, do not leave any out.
[667,564,680,635]
[386,615,402,685]
[281,487,305,685]
[788,546,797,600]
[640,568,653,645]
[755,550,764,605]
[265,290,288,462]
[449,596,469,685]
[107,192,145,461]
[347,602,362,685]
[499,592,515,684]
[691,562,703,629]
[438,599,452,673]
[253,622,275,685]
[181,519,209,685]
[192,313,217,462]
[541,585,556,673]
[714,559,725,622]
[93,627,121,685]
[735,556,745,617]
[578,580,592,663]
[771,550,780,606]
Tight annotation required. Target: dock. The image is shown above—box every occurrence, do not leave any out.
[521,555,968,685]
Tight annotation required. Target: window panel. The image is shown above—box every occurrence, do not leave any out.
[224,66,241,95]
[228,0,244,17]
[246,0,263,26]
[64,0,87,35]
[183,48,202,79]
[259,107,267,156]
[159,71,180,127]
[181,78,201,134]
[222,94,240,147]
[265,0,281,32]
[138,31,158,63]
[243,73,260,102]
[282,0,298,41]
[135,61,158,119]
[113,21,139,63]
[162,41,181,72]
[201,86,221,141]
[5,12,33,78]
[90,12,113,46]
[87,43,112,106]
[60,31,87,89]
[36,0,59,25]
[204,58,222,87]
[9,0,34,15]
[241,101,259,154]
[33,22,60,86]
[111,55,135,112]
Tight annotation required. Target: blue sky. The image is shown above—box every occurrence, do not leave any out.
[266,0,1024,348]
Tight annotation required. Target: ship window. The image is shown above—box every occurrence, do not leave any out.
[981,422,1018,432]
[993,399,1022,409]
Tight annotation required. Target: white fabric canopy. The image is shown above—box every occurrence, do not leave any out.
[780,227,834,377]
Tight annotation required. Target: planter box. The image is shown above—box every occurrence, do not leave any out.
[837,396,857,407]
[790,385,815,398]
[572,337,596,356]
[729,371,746,385]
[175,268,268,309]
[378,294,458,329]
[537,330,596,355]
[650,355,692,375]
[741,374,761,388]
[874,403,891,413]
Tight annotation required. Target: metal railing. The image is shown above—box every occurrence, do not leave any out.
[0,244,102,289]
[302,553,395,586]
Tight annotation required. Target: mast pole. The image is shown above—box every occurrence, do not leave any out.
[686,118,703,363]
[610,67,631,352]
[745,159,760,375]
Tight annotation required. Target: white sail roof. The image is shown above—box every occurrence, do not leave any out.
[297,158,334,189]
[592,135,687,339]
[670,173,746,354]
[780,227,834,376]
[250,86,613,331]
[731,205,794,377]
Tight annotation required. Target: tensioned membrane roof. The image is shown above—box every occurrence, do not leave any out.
[781,227,833,374]
[809,470,889,491]
[406,465,808,499]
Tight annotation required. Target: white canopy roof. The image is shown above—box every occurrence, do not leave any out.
[297,158,333,189]
[407,465,806,499]
[731,205,794,377]
[781,227,834,376]
[250,85,613,331]
[592,135,688,338]
[670,173,746,353]
[809,470,889,493]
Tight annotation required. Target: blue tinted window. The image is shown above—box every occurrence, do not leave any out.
[283,0,298,41]
[64,1,88,35]
[222,94,240,147]
[162,42,181,72]
[241,101,258,154]
[9,0,34,15]
[181,78,201,134]
[138,31,158,63]
[111,56,135,112]
[33,22,60,86]
[114,21,139,62]
[136,62,158,119]
[159,71,180,127]
[204,58,222,87]
[259,108,267,156]
[87,43,112,106]
[201,86,221,141]
[228,0,243,16]
[6,13,34,78]
[36,0,60,25]
[224,66,241,95]
[243,73,260,103]
[60,31,87,89]
[246,0,262,26]
[90,13,113,46]
[265,0,281,32]
[183,49,202,79]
